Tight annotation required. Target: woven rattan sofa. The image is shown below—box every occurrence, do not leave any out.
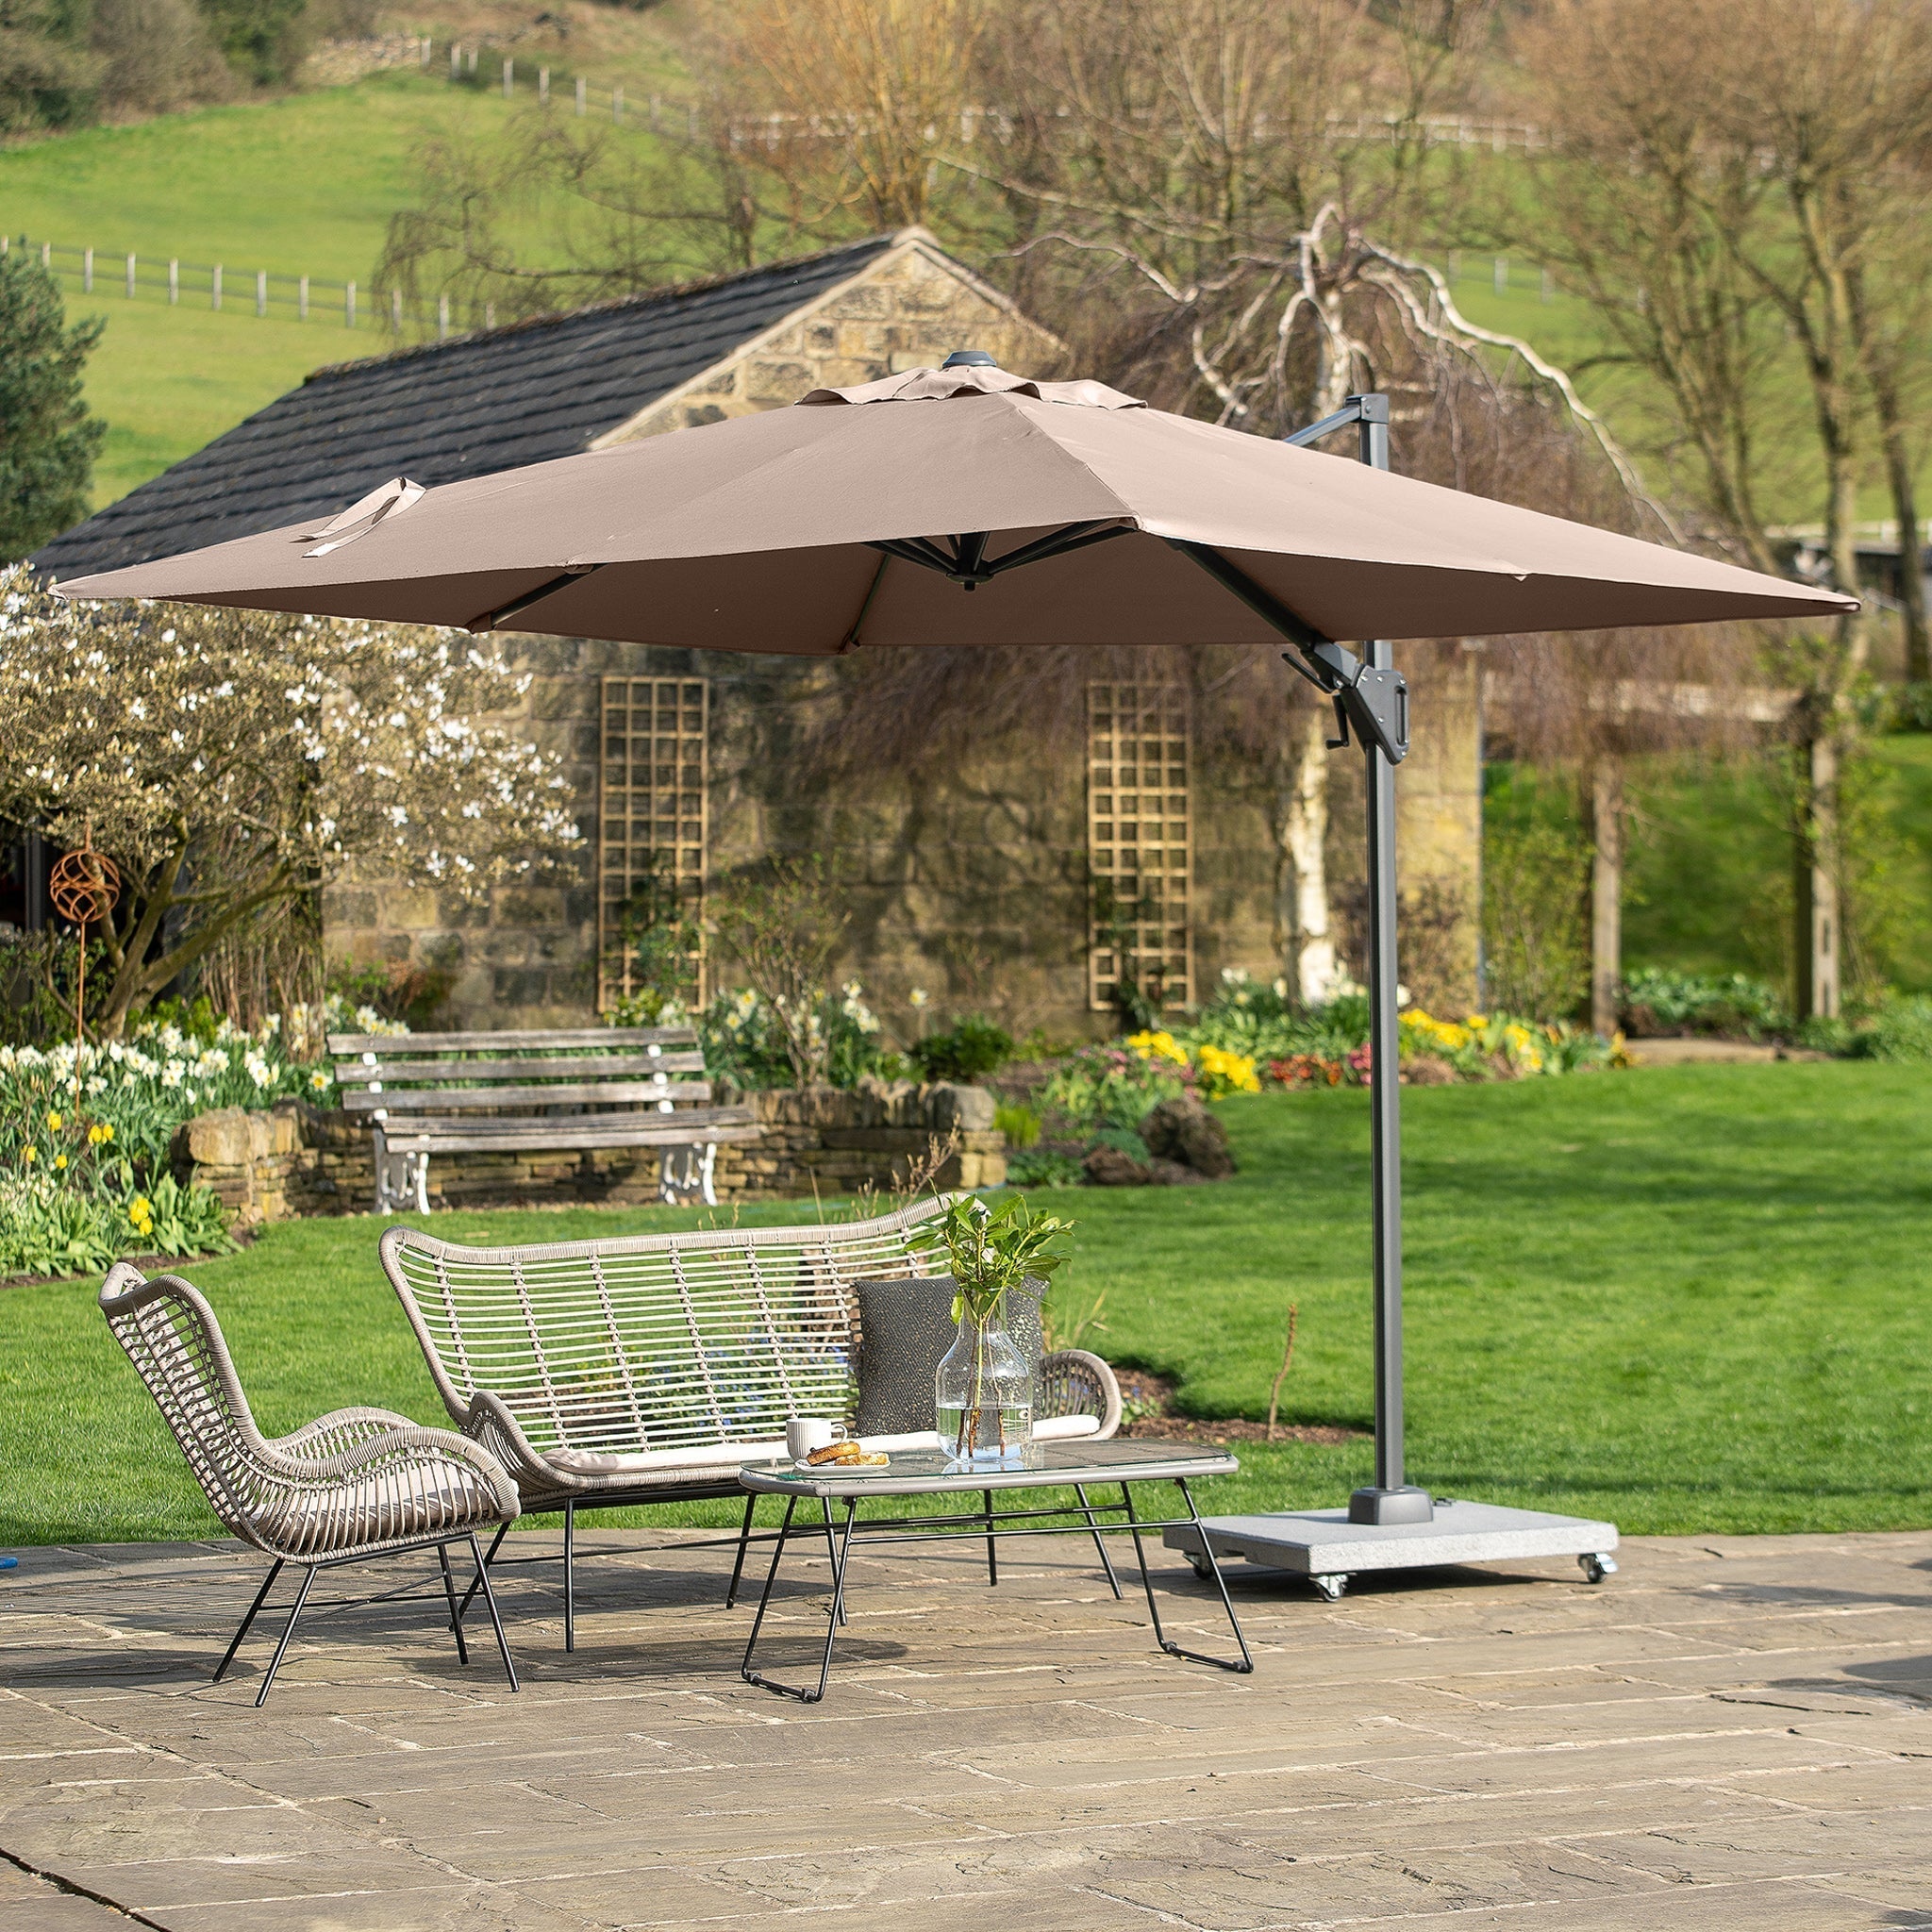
[378,1195,1123,1648]
[100,1263,523,1705]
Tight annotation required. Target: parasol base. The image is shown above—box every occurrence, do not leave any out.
[1167,1499,1620,1602]
[1349,1483,1434,1524]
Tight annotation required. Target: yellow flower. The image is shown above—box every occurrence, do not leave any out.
[54,1153,67,1170]
[1125,1029,1191,1069]
[21,1146,35,1164]
[45,1111,62,1131]
[87,1123,114,1145]
[1195,1044,1261,1094]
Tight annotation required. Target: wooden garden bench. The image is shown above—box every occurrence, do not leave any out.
[378,1195,1123,1648]
[327,1024,759,1214]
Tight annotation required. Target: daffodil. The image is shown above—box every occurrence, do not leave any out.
[45,1110,61,1131]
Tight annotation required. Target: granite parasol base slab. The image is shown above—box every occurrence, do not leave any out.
[1164,1499,1619,1600]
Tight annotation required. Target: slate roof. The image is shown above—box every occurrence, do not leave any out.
[36,234,899,578]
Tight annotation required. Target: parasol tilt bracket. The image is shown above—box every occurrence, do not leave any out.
[1169,540,1410,763]
[1291,645,1409,763]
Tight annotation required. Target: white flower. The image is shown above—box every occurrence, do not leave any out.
[245,1055,273,1089]
[908,988,929,1009]
[85,1075,106,1094]
[160,1063,183,1088]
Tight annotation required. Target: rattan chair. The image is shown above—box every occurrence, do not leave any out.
[99,1263,524,1706]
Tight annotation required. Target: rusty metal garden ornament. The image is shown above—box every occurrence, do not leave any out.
[48,833,121,1042]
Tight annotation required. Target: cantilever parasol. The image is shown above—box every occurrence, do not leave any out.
[58,355,1856,1564]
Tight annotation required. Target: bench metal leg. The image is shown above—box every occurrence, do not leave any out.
[563,1500,576,1653]
[699,1141,719,1207]
[412,1151,431,1214]
[983,1488,998,1587]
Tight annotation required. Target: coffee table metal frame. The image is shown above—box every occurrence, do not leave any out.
[737,1441,1254,1703]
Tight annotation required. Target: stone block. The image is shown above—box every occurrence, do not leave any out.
[927,1083,996,1133]
[179,1108,255,1169]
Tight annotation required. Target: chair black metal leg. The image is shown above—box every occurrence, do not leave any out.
[563,1501,575,1653]
[983,1488,998,1587]
[725,1491,758,1608]
[1176,1479,1253,1673]
[468,1534,520,1692]
[457,1521,508,1624]
[253,1564,317,1707]
[436,1542,470,1665]
[213,1558,283,1684]
[1074,1484,1124,1600]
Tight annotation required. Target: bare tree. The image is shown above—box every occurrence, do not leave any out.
[1521,0,1932,1018]
[691,0,991,233]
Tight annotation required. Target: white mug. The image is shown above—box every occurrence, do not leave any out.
[787,1417,849,1460]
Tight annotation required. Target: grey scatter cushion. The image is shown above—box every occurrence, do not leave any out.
[853,1276,1044,1437]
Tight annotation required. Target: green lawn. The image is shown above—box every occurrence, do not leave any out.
[6,1061,1927,1549]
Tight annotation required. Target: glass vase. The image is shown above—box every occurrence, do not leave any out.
[935,1307,1036,1470]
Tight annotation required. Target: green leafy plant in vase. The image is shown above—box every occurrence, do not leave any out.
[911,1193,1076,1471]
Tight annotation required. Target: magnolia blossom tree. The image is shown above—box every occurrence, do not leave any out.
[0,568,580,1039]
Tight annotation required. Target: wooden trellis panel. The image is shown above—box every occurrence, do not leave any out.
[1086,681,1191,1014]
[597,676,708,1011]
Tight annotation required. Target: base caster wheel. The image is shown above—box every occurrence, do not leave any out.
[1189,1554,1214,1581]
[1579,1553,1618,1585]
[1311,1574,1347,1602]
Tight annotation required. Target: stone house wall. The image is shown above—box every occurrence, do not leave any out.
[321,236,1488,1033]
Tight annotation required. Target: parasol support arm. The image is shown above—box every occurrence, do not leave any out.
[1169,541,1408,763]
[466,564,605,634]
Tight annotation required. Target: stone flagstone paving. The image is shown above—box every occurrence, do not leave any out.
[2,1524,1931,1929]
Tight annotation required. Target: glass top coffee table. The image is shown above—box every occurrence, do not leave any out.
[736,1439,1253,1703]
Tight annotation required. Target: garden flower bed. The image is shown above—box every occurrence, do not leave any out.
[0,1008,352,1277]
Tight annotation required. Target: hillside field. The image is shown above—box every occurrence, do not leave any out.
[7,67,1918,523]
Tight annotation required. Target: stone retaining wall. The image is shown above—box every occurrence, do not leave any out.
[172,1083,1006,1224]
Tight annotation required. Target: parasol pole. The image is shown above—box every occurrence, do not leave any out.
[1177,391,1431,1526]
[1349,401,1432,1525]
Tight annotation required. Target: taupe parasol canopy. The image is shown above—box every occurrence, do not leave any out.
[56,361,1854,645]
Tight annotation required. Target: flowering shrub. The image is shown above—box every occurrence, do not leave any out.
[1124,1027,1259,1097]
[670,981,906,1090]
[1041,1044,1191,1132]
